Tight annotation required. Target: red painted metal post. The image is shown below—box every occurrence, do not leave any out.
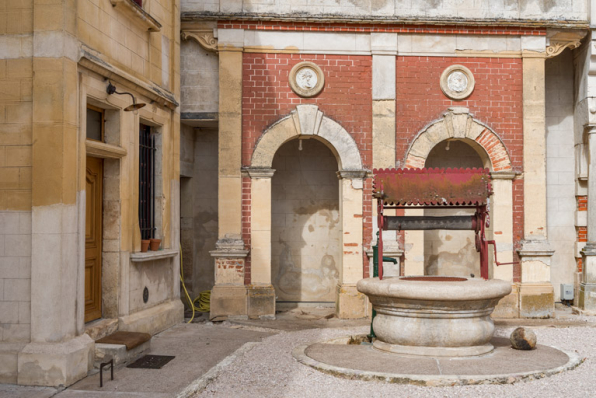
[377,197,384,280]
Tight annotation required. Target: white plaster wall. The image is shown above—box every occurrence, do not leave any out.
[546,49,576,301]
[181,0,587,21]
[0,211,31,343]
[181,40,219,114]
[271,139,340,302]
[424,140,484,278]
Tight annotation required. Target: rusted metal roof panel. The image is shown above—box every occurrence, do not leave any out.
[373,167,492,206]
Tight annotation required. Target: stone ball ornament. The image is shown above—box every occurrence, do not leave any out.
[510,327,537,350]
[440,65,475,100]
[289,61,325,97]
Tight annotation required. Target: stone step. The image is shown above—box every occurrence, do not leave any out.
[94,331,151,369]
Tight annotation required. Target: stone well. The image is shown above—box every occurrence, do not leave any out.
[357,276,512,357]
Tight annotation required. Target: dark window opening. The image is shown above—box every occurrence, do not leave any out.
[86,105,104,142]
[139,124,155,240]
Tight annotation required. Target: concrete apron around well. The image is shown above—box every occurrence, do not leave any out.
[292,334,583,386]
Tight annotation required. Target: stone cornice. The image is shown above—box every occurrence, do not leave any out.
[181,12,589,30]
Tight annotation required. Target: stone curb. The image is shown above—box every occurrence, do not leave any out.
[176,341,260,397]
[292,337,584,387]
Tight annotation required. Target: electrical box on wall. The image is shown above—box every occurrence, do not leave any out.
[560,284,574,301]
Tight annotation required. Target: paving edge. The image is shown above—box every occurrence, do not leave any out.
[176,341,260,397]
[292,337,585,387]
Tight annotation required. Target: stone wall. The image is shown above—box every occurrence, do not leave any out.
[546,49,577,301]
[181,39,219,114]
[424,141,484,278]
[271,139,340,303]
[181,0,588,22]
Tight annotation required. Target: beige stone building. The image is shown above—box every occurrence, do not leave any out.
[0,0,182,386]
[179,0,596,322]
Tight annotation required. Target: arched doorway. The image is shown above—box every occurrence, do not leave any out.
[271,138,340,305]
[247,104,368,317]
[424,139,486,277]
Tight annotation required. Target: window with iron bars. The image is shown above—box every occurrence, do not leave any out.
[139,124,155,240]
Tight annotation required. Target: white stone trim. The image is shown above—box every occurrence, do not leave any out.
[130,249,179,263]
[251,105,363,170]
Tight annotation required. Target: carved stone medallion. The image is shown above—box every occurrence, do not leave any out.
[440,65,475,100]
[289,62,325,97]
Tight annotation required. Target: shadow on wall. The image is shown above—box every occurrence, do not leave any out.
[272,138,340,304]
[424,139,485,278]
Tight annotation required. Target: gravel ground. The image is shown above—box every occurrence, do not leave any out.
[196,323,596,398]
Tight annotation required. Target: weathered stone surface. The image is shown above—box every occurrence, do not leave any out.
[510,327,537,350]
[358,277,512,356]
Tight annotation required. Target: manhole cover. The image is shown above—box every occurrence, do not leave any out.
[127,355,175,369]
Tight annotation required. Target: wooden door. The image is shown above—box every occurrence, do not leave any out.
[85,156,103,323]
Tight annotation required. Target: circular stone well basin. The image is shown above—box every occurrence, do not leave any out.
[357,276,512,357]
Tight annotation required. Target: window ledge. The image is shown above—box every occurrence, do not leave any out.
[86,140,127,159]
[110,0,162,32]
[130,249,178,263]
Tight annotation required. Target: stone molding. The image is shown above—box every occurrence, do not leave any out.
[337,170,368,180]
[181,29,218,53]
[517,240,555,264]
[581,242,596,256]
[244,168,276,179]
[182,13,588,30]
[110,0,161,32]
[490,171,518,180]
[251,104,363,170]
[79,49,179,109]
[404,108,512,171]
[130,248,179,263]
[86,140,127,159]
[546,31,585,58]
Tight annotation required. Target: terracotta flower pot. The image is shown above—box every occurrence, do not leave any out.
[141,239,150,253]
[149,238,161,251]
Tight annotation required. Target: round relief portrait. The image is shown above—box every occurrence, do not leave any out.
[440,65,475,100]
[289,62,325,97]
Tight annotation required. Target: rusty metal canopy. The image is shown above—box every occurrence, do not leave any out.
[373,167,492,206]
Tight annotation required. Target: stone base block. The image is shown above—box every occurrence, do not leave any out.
[336,285,367,319]
[119,300,184,336]
[577,283,596,311]
[0,343,26,384]
[519,283,554,319]
[17,334,94,387]
[93,340,150,369]
[247,285,275,319]
[210,285,247,320]
[492,284,520,318]
[84,318,118,341]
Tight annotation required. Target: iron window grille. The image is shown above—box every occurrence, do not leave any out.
[139,124,155,240]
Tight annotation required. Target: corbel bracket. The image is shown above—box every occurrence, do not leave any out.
[181,29,218,53]
[546,31,586,58]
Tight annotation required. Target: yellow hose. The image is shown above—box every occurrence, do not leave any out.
[180,244,210,323]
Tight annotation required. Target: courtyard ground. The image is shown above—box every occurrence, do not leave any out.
[1,305,595,397]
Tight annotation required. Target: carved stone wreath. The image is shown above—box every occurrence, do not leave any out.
[289,62,325,97]
[440,65,475,101]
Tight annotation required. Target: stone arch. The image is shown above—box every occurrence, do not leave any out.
[404,108,512,172]
[251,105,363,170]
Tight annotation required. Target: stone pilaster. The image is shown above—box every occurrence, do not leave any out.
[336,170,368,318]
[247,168,276,319]
[517,45,555,318]
[579,125,596,312]
[371,33,400,276]
[209,29,248,320]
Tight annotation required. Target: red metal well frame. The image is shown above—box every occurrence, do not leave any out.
[373,168,515,280]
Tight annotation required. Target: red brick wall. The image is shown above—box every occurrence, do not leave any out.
[242,53,373,283]
[395,56,524,281]
[577,195,588,273]
[242,177,252,285]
